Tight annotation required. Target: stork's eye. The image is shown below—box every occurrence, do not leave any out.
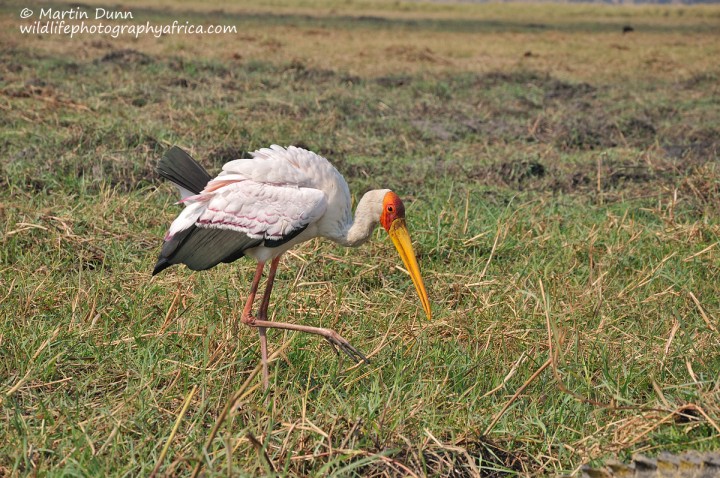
[387,206,394,213]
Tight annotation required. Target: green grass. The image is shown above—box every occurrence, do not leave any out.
[1,1,719,476]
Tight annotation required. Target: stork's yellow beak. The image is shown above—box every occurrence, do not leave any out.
[387,218,432,319]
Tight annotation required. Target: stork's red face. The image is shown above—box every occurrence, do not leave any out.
[380,191,432,320]
[380,191,406,231]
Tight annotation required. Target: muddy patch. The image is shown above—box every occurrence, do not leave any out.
[681,71,718,90]
[460,153,696,198]
[619,116,657,145]
[549,115,618,151]
[97,49,153,65]
[663,127,720,160]
[544,79,596,101]
[496,159,546,184]
[375,74,413,88]
[385,45,450,64]
[466,158,547,190]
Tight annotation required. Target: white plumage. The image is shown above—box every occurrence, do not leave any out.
[162,145,362,264]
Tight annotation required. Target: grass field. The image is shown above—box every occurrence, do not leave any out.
[1,0,719,476]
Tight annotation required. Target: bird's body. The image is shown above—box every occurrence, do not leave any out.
[155,145,386,271]
[153,145,431,389]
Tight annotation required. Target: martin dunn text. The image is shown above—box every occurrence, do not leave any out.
[39,8,134,20]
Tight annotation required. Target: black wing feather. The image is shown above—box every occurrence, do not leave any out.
[153,225,263,275]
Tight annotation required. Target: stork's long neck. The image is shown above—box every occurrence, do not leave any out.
[332,189,388,247]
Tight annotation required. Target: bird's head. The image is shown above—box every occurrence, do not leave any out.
[379,191,432,320]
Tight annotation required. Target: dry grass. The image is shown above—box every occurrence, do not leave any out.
[3,1,719,80]
[1,0,719,476]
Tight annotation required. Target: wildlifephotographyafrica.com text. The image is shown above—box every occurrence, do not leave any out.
[17,7,237,39]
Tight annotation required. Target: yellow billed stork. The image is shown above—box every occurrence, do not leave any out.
[153,145,431,389]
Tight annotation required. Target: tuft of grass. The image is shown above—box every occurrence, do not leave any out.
[1,0,719,476]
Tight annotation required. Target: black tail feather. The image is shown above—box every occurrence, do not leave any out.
[153,147,212,275]
[157,146,212,195]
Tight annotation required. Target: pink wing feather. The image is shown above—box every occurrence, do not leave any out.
[189,180,327,240]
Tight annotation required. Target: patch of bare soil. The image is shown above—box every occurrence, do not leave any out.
[96,49,153,66]
[384,45,450,64]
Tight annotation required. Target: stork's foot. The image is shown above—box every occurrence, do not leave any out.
[249,319,369,365]
[322,329,368,364]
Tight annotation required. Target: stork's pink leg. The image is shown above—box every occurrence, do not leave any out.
[242,258,367,390]
[240,262,268,388]
[257,256,281,390]
[249,320,368,364]
[241,261,265,324]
